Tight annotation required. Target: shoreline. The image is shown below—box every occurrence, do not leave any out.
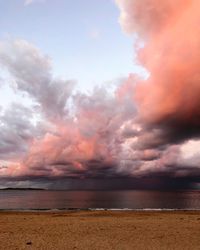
[1,208,200,212]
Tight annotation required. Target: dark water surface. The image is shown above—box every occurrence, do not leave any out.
[0,190,200,210]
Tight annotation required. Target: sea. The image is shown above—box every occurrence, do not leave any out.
[0,190,200,211]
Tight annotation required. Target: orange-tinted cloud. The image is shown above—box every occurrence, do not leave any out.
[117,0,200,135]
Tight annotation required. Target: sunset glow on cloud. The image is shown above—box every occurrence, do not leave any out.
[0,0,200,189]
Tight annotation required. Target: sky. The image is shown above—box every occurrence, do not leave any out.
[0,0,200,189]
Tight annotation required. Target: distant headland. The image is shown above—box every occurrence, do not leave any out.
[0,188,46,191]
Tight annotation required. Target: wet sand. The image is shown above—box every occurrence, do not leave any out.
[0,211,200,250]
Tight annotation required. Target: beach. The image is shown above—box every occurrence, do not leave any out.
[0,211,200,250]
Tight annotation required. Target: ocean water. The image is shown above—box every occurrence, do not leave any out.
[0,190,200,210]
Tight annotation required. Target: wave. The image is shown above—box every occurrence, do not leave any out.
[1,208,200,212]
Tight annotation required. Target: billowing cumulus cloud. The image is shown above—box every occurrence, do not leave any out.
[0,39,134,182]
[117,0,200,142]
[0,40,75,121]
[1,0,200,189]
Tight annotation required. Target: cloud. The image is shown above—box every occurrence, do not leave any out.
[117,0,200,144]
[0,103,37,160]
[1,0,200,189]
[24,0,45,6]
[0,39,75,121]
[24,0,34,5]
[89,29,101,40]
[0,40,135,182]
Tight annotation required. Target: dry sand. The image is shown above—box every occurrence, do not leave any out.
[0,211,200,250]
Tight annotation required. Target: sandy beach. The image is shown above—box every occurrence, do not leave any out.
[0,211,200,250]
